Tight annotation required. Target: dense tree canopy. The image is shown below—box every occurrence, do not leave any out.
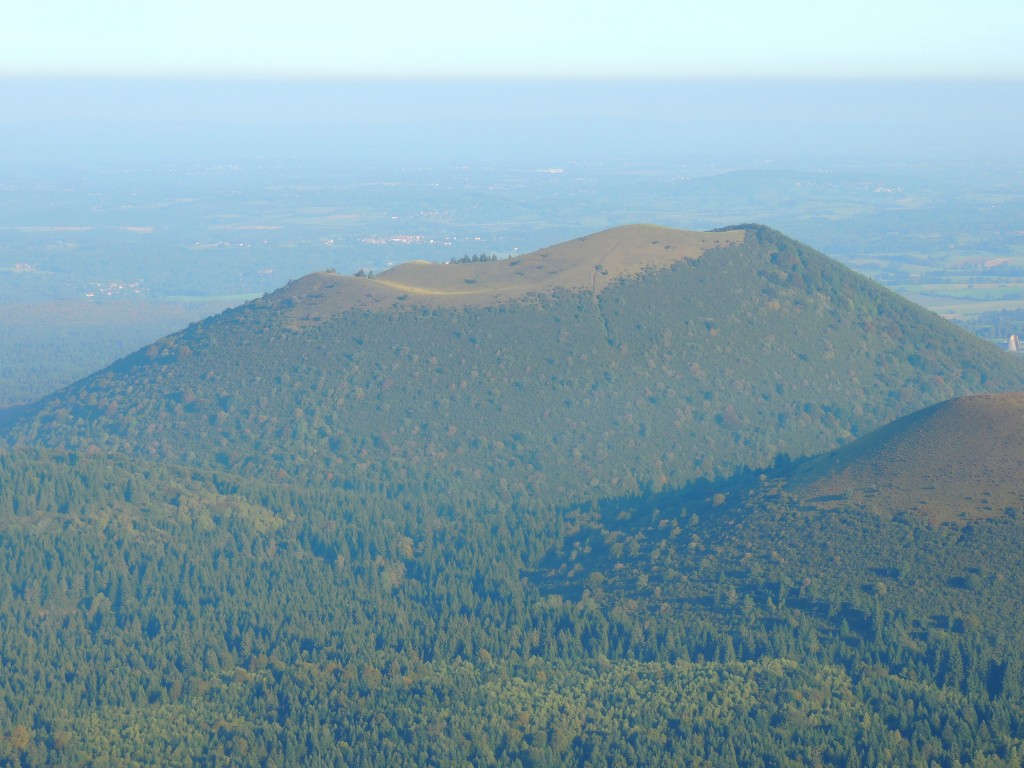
[3,226,1024,765]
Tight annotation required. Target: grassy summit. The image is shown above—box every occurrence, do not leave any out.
[270,225,743,324]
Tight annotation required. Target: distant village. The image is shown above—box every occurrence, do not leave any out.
[84,280,146,299]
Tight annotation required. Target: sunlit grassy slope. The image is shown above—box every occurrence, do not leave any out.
[791,392,1024,523]
[271,225,742,324]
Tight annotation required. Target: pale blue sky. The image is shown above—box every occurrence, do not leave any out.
[3,0,1022,78]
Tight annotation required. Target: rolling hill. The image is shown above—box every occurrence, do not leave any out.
[3,224,1022,508]
[791,391,1024,523]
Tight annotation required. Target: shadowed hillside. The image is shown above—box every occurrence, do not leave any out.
[525,392,1024,768]
[537,393,1024,626]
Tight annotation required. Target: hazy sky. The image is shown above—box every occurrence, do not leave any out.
[4,0,1022,79]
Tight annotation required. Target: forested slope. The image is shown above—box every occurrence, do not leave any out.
[532,394,1024,767]
[5,422,1024,765]
[4,226,1024,765]
[4,225,1022,505]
